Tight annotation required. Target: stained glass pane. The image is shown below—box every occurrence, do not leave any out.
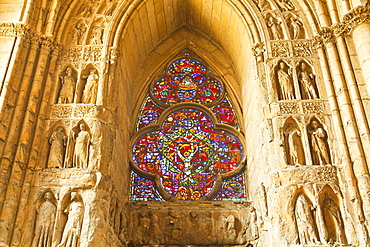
[137,96,164,130]
[211,97,239,128]
[132,108,244,201]
[130,171,164,201]
[213,172,246,200]
[151,58,223,106]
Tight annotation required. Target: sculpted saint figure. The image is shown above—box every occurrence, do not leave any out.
[90,24,104,45]
[309,120,330,165]
[275,0,295,11]
[266,16,283,40]
[322,197,347,244]
[298,62,318,99]
[285,123,304,165]
[277,62,295,100]
[295,194,318,244]
[254,0,272,11]
[73,123,91,169]
[82,69,99,104]
[288,16,303,39]
[48,127,67,168]
[31,192,57,247]
[58,67,76,104]
[57,192,84,247]
[71,20,87,45]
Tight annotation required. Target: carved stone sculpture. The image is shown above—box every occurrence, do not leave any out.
[266,16,283,40]
[73,123,91,169]
[82,69,99,104]
[309,120,330,165]
[295,194,318,244]
[31,192,57,247]
[284,123,305,165]
[138,213,150,244]
[241,207,259,242]
[89,23,104,45]
[322,197,346,244]
[275,0,295,11]
[254,0,272,11]
[70,20,87,45]
[287,15,303,39]
[276,62,294,100]
[48,126,67,168]
[57,192,84,247]
[256,183,268,226]
[58,67,76,104]
[298,62,319,99]
[103,0,117,16]
[218,215,237,242]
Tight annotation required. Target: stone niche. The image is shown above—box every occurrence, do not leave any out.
[122,201,252,246]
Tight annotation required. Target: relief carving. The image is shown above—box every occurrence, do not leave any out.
[253,0,272,12]
[287,15,303,39]
[241,207,259,243]
[275,61,295,100]
[57,192,84,247]
[51,106,73,118]
[274,0,295,11]
[297,62,319,99]
[83,46,103,62]
[48,126,67,168]
[65,122,92,169]
[62,47,82,64]
[293,41,312,57]
[81,68,99,104]
[295,193,319,244]
[31,192,57,247]
[322,196,347,244]
[284,121,305,165]
[271,42,290,57]
[266,15,283,40]
[58,66,77,104]
[70,20,87,46]
[218,215,237,243]
[89,21,104,45]
[279,102,299,114]
[303,102,324,114]
[102,0,118,16]
[308,119,331,165]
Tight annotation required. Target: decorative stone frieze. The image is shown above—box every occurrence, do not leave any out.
[0,22,29,36]
[279,102,299,114]
[271,42,290,57]
[61,47,83,64]
[293,41,311,57]
[302,101,324,114]
[50,104,103,119]
[84,45,103,62]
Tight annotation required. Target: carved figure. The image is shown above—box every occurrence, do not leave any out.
[82,69,99,104]
[288,16,303,39]
[149,212,162,244]
[164,211,182,242]
[285,123,304,165]
[266,16,283,40]
[218,215,237,242]
[31,192,57,247]
[322,197,346,244]
[277,62,294,100]
[309,120,330,165]
[73,123,91,169]
[254,0,272,11]
[48,127,67,168]
[103,0,117,15]
[256,183,268,227]
[57,192,84,247]
[138,213,150,244]
[89,24,104,45]
[298,62,318,99]
[70,20,87,45]
[241,207,259,242]
[275,0,295,11]
[58,67,76,104]
[295,194,318,244]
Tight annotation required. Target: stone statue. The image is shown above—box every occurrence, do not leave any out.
[73,123,91,169]
[298,62,318,99]
[295,194,318,244]
[285,123,304,165]
[103,0,117,16]
[57,192,84,247]
[82,69,99,104]
[254,0,272,11]
[241,207,259,242]
[309,120,330,165]
[31,192,57,247]
[218,215,237,242]
[48,126,67,168]
[58,67,76,104]
[70,20,87,45]
[89,24,104,45]
[266,16,283,40]
[287,16,303,39]
[275,0,295,11]
[322,197,346,244]
[276,62,294,100]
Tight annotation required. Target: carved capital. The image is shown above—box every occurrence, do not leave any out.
[252,42,266,57]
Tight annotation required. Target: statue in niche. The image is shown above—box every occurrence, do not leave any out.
[253,0,272,11]
[241,207,259,242]
[309,120,330,165]
[298,62,319,99]
[70,20,87,45]
[287,15,303,39]
[276,62,294,100]
[64,123,91,169]
[266,15,283,40]
[218,215,237,242]
[31,192,57,247]
[284,123,305,165]
[275,0,295,11]
[103,0,117,16]
[57,192,84,247]
[48,126,67,168]
[58,67,76,104]
[322,197,347,244]
[81,69,99,104]
[78,1,97,17]
[89,23,104,45]
[295,194,319,244]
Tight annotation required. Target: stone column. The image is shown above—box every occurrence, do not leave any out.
[0,36,53,245]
